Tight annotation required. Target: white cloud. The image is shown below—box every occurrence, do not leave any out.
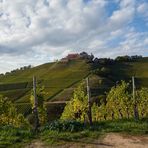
[0,0,147,73]
[137,2,148,23]
[110,29,123,37]
[0,0,108,56]
[109,7,134,27]
[119,0,135,8]
[144,38,148,45]
[137,2,148,15]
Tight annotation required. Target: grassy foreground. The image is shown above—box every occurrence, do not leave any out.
[40,118,148,145]
[0,126,34,148]
[1,119,147,147]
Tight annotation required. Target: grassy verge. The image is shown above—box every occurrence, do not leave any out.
[39,118,148,146]
[0,118,147,147]
[90,118,148,135]
[40,130,102,146]
[0,126,34,148]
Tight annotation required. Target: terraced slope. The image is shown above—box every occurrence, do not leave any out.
[0,57,148,103]
[0,60,91,102]
[108,57,148,88]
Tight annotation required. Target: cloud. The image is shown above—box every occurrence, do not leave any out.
[137,2,148,15]
[0,0,108,55]
[144,38,148,45]
[119,0,135,8]
[0,0,147,73]
[137,2,148,24]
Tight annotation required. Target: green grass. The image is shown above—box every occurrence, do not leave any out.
[0,119,147,147]
[90,118,148,135]
[39,118,148,145]
[40,130,101,145]
[0,126,33,148]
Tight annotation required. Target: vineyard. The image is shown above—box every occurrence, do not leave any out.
[61,81,148,122]
[0,60,91,103]
[0,57,148,147]
[0,78,148,147]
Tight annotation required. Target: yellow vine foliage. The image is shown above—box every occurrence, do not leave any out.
[0,95,30,128]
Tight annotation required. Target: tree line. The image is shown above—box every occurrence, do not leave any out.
[0,65,32,76]
[79,51,143,64]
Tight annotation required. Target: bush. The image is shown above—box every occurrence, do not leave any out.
[92,67,111,77]
[42,120,84,132]
[100,67,111,76]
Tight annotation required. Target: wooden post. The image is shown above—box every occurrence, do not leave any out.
[132,76,135,101]
[132,76,139,120]
[86,77,92,126]
[33,76,39,131]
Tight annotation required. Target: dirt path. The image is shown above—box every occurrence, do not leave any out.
[102,133,148,148]
[26,133,148,148]
[25,140,47,148]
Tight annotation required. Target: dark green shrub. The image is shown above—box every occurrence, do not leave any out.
[42,120,84,132]
[92,67,111,77]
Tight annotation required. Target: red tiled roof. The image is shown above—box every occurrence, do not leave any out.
[67,54,79,59]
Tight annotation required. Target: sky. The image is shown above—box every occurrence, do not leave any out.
[0,0,148,73]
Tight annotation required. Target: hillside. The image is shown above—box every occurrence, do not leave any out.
[0,56,148,120]
[108,57,148,88]
[0,57,148,103]
[0,59,91,103]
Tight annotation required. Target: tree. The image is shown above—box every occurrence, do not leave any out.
[115,55,131,62]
